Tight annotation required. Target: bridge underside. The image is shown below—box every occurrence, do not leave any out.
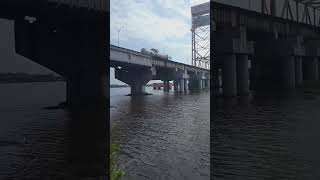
[212,2,320,97]
[0,3,109,107]
[111,62,209,95]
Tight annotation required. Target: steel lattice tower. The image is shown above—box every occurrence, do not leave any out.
[191,2,210,69]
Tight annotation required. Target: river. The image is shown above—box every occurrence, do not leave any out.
[111,86,210,180]
[0,82,210,179]
[213,90,320,179]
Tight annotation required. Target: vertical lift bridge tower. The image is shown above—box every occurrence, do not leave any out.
[191,2,210,69]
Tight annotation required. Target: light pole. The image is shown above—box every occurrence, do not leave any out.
[117,26,124,46]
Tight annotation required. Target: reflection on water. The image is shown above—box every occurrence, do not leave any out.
[213,91,320,179]
[0,82,109,179]
[111,87,210,180]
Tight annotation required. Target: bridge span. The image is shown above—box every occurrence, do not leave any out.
[110,45,210,95]
[212,0,320,97]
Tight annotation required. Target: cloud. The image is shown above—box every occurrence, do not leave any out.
[110,0,209,62]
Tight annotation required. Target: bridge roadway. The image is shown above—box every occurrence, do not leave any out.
[0,0,108,107]
[110,45,210,95]
[212,1,320,97]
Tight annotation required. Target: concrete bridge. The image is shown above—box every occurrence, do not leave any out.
[110,45,210,95]
[212,0,320,97]
[0,0,108,106]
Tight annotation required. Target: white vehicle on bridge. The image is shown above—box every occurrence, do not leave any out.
[140,48,172,60]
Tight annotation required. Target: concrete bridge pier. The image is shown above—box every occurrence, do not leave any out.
[174,81,179,91]
[236,54,249,96]
[184,79,188,92]
[222,54,237,97]
[115,67,152,95]
[66,70,107,107]
[283,56,296,89]
[205,79,210,89]
[295,56,303,87]
[303,57,319,80]
[14,19,108,107]
[188,72,206,91]
[175,70,188,93]
[163,80,170,92]
[199,78,203,90]
[179,79,185,92]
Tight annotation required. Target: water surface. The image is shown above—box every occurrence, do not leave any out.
[111,87,210,180]
[213,91,320,179]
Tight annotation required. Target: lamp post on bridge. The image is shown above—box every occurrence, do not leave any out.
[117,26,124,46]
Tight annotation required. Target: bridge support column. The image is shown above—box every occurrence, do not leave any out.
[237,54,249,96]
[163,80,169,92]
[67,71,107,107]
[199,78,203,90]
[303,57,319,80]
[184,79,188,92]
[115,67,152,96]
[180,79,185,92]
[295,56,303,87]
[174,81,179,91]
[131,84,146,95]
[283,56,295,89]
[222,54,237,97]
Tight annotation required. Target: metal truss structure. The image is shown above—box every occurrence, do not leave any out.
[261,0,320,26]
[191,2,210,69]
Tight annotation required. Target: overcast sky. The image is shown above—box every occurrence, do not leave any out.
[110,0,209,84]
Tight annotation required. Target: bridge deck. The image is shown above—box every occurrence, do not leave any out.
[212,2,320,38]
[110,45,210,73]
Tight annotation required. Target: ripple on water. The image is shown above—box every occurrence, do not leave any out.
[111,89,210,180]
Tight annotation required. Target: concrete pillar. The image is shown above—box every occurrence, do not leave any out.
[304,57,319,80]
[236,54,249,96]
[115,67,152,96]
[174,81,178,91]
[283,56,295,89]
[222,54,237,97]
[184,79,188,92]
[313,57,319,80]
[180,79,185,92]
[199,79,203,90]
[131,84,146,95]
[67,71,106,107]
[295,56,303,86]
[163,80,168,92]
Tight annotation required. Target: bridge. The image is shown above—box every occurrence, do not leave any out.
[110,45,210,95]
[212,0,320,97]
[0,0,108,107]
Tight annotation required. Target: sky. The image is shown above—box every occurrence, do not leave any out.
[0,0,209,83]
[110,0,209,84]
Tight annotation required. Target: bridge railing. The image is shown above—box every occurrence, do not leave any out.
[212,0,320,28]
